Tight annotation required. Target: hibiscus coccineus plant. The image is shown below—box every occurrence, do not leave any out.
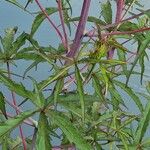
[1,0,150,149]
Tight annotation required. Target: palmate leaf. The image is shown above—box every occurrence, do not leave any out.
[114,80,143,113]
[31,7,58,36]
[0,73,41,107]
[101,0,112,24]
[36,112,51,150]
[49,111,93,150]
[134,100,150,144]
[126,33,150,85]
[1,27,17,53]
[75,64,85,122]
[0,110,37,138]
[58,101,92,122]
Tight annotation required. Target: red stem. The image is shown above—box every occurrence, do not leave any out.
[6,62,27,150]
[57,0,69,51]
[35,0,65,45]
[102,27,150,36]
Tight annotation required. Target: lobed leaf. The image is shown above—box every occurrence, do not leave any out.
[0,110,37,138]
[49,111,93,150]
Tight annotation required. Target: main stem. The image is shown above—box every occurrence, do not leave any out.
[6,62,27,150]
[66,0,91,58]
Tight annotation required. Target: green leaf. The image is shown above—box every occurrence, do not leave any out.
[24,0,33,9]
[75,64,85,122]
[12,32,27,53]
[1,27,17,53]
[0,73,40,107]
[118,21,138,31]
[36,112,51,150]
[31,7,58,36]
[101,1,112,24]
[5,0,31,14]
[28,77,45,107]
[0,110,37,138]
[49,111,93,150]
[92,74,107,104]
[59,101,92,122]
[117,49,127,78]
[38,65,71,90]
[141,138,150,148]
[135,100,150,143]
[126,33,150,85]
[114,80,143,113]
[0,92,7,119]
[53,78,64,107]
[69,16,106,26]
[109,84,126,110]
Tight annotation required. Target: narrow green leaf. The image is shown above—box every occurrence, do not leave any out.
[12,32,27,53]
[135,100,150,143]
[126,34,150,85]
[38,65,71,90]
[28,77,45,107]
[101,1,112,24]
[75,64,85,122]
[31,7,58,36]
[118,21,138,31]
[53,78,64,107]
[92,74,106,104]
[69,16,106,26]
[0,92,7,119]
[36,112,51,150]
[49,111,93,150]
[139,52,146,84]
[109,85,126,110]
[117,49,127,78]
[5,0,31,14]
[114,80,143,113]
[0,110,37,138]
[118,132,129,150]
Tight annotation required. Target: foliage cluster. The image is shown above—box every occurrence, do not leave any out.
[0,0,150,149]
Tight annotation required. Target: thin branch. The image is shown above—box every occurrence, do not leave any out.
[57,0,69,51]
[6,62,27,150]
[35,0,65,45]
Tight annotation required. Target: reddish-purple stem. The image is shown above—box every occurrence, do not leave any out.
[35,0,65,45]
[66,0,91,58]
[6,62,27,150]
[57,0,69,51]
[115,0,125,23]
[108,0,125,59]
